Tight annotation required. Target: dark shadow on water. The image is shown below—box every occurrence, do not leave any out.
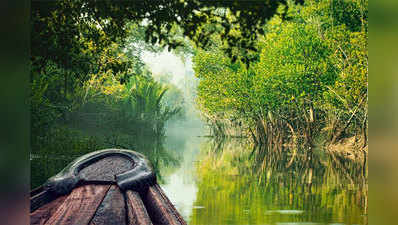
[31,135,181,189]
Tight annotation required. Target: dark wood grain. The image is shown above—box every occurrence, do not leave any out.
[89,185,126,225]
[79,156,134,182]
[44,184,111,225]
[30,195,67,225]
[30,150,187,225]
[153,184,186,225]
[126,190,153,225]
[30,189,57,213]
[142,185,185,225]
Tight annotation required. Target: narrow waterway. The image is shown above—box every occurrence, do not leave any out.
[31,124,367,225]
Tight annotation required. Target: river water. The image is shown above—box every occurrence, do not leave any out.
[159,133,367,225]
[31,126,367,225]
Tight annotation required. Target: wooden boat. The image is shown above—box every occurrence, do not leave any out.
[30,149,186,225]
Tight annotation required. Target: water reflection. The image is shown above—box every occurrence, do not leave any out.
[31,134,368,225]
[160,135,202,222]
[190,138,368,225]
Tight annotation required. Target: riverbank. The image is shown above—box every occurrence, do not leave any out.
[327,136,368,162]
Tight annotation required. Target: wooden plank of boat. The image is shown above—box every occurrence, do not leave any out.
[30,149,187,225]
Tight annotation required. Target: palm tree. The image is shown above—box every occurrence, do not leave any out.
[125,76,181,136]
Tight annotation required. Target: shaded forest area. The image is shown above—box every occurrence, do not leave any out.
[30,0,367,167]
[30,0,298,155]
[31,20,184,156]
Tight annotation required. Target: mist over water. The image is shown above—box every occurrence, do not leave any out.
[143,49,207,138]
[142,50,195,90]
[30,49,367,225]
[143,50,206,220]
[139,51,367,225]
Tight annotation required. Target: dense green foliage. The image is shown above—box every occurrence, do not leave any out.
[31,0,368,194]
[31,0,304,68]
[194,0,368,150]
[31,0,295,157]
[31,14,184,157]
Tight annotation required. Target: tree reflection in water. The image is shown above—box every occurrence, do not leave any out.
[31,136,368,225]
[31,135,181,189]
[192,138,367,225]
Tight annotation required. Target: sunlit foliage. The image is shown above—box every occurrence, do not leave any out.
[194,0,368,150]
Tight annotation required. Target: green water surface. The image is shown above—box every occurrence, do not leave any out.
[31,134,367,225]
